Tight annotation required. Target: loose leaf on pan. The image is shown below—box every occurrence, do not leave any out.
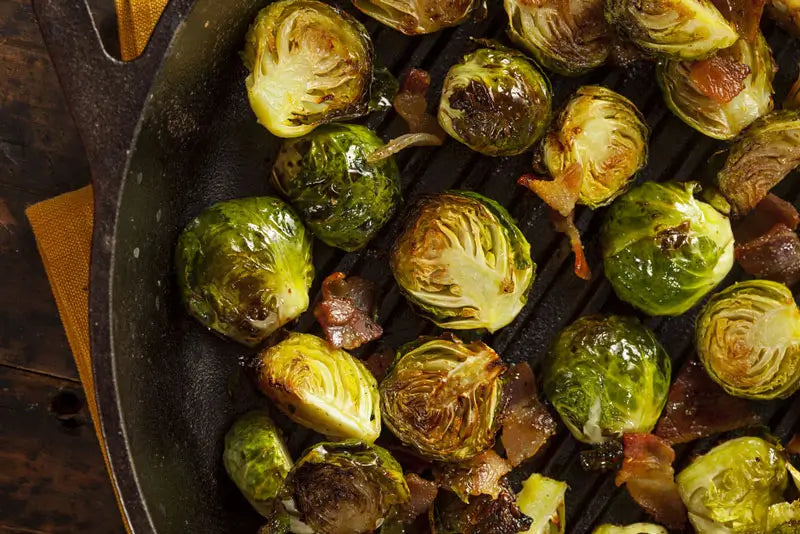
[689,53,751,104]
[314,272,383,350]
[735,224,800,287]
[655,359,759,444]
[434,450,512,503]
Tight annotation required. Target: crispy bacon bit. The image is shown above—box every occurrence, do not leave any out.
[656,359,759,444]
[363,346,395,382]
[399,473,438,523]
[313,272,383,350]
[500,362,557,467]
[788,434,800,455]
[734,193,799,243]
[616,434,687,530]
[710,0,766,41]
[434,450,512,502]
[735,223,800,287]
[689,54,751,104]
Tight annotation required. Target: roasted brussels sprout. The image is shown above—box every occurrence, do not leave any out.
[391,191,535,332]
[433,485,533,534]
[605,0,738,60]
[516,473,567,533]
[257,333,380,442]
[544,315,671,444]
[504,0,611,76]
[438,46,552,157]
[717,110,800,216]
[677,436,788,533]
[242,0,373,138]
[768,500,800,533]
[657,33,776,140]
[222,411,293,517]
[352,0,486,35]
[602,182,734,316]
[175,197,314,347]
[280,440,410,534]
[695,280,800,400]
[272,124,401,251]
[380,336,505,462]
[593,524,667,534]
[542,86,649,208]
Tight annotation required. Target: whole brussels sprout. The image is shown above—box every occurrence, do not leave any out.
[352,0,486,35]
[543,315,671,444]
[504,0,612,76]
[542,86,649,208]
[272,124,401,251]
[605,0,738,60]
[657,33,776,140]
[380,336,506,462]
[391,191,535,332]
[438,46,552,157]
[677,436,788,533]
[222,411,293,517]
[593,524,667,534]
[516,473,567,534]
[601,182,734,316]
[257,333,380,442]
[242,0,373,138]
[695,280,800,400]
[175,197,314,347]
[280,440,410,534]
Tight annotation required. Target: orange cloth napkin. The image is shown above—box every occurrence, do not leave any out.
[25,1,168,530]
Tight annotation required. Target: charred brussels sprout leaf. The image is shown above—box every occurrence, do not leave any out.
[391,191,535,332]
[438,46,552,157]
[543,86,649,208]
[658,33,776,140]
[257,333,381,442]
[380,336,506,462]
[677,436,788,533]
[504,0,612,76]
[175,197,313,347]
[544,315,671,444]
[696,280,800,400]
[280,441,410,534]
[433,486,533,534]
[605,0,738,60]
[272,124,401,251]
[242,0,373,138]
[602,182,734,316]
[516,473,567,534]
[717,110,800,216]
[592,524,667,534]
[352,0,486,35]
[223,411,293,517]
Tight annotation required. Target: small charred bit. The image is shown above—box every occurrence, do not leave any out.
[710,0,767,41]
[352,0,487,35]
[314,272,383,350]
[580,439,625,472]
[688,54,751,104]
[735,224,800,287]
[433,450,511,503]
[433,485,533,534]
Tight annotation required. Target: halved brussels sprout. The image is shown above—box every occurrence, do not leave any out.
[257,333,381,442]
[391,191,535,332]
[175,197,314,347]
[768,500,800,533]
[504,0,611,76]
[605,0,738,60]
[717,110,800,216]
[352,0,486,35]
[592,524,667,534]
[516,473,567,534]
[272,124,401,251]
[542,86,649,208]
[223,411,293,517]
[657,33,775,140]
[602,182,734,316]
[544,315,671,444]
[438,46,552,157]
[280,440,410,534]
[695,280,800,400]
[242,0,373,138]
[767,0,800,35]
[677,436,788,533]
[433,485,533,534]
[380,336,505,462]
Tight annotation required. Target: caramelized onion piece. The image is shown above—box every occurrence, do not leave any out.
[616,434,687,530]
[711,0,766,41]
[735,223,800,287]
[313,272,383,349]
[655,359,759,444]
[689,53,751,104]
[434,450,512,503]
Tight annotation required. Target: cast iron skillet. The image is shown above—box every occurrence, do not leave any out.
[34,1,800,532]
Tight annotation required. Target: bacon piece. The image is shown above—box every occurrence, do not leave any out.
[313,272,383,350]
[733,193,799,243]
[616,434,687,530]
[710,0,766,41]
[689,54,751,104]
[656,359,759,444]
[551,209,592,280]
[518,162,582,217]
[788,434,800,455]
[398,473,438,523]
[363,346,395,382]
[500,363,557,467]
[735,223,800,287]
[434,450,512,502]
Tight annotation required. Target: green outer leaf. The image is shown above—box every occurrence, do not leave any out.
[222,411,293,517]
[543,315,671,444]
[175,196,314,347]
[272,124,401,251]
[696,279,800,400]
[592,524,668,534]
[601,181,734,316]
[517,473,568,534]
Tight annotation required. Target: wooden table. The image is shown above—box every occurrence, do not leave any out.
[1,0,126,531]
